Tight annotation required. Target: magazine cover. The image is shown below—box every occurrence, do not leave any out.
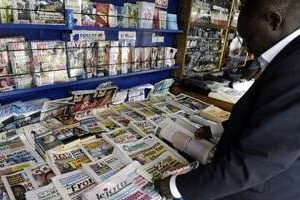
[81,0,96,26]
[85,42,97,78]
[143,47,151,70]
[2,170,37,200]
[108,4,117,28]
[82,161,162,200]
[165,47,177,67]
[108,41,120,76]
[97,41,110,76]
[82,152,131,183]
[65,0,82,26]
[95,3,109,27]
[123,3,138,28]
[47,146,92,174]
[52,169,95,200]
[159,10,167,29]
[120,41,134,74]
[116,5,123,27]
[32,0,64,24]
[67,41,86,80]
[25,183,63,200]
[170,93,211,113]
[150,47,158,69]
[133,47,143,72]
[0,0,8,23]
[155,0,169,9]
[12,0,33,24]
[31,41,69,86]
[81,137,113,160]
[153,8,159,29]
[137,1,155,29]
[157,47,165,68]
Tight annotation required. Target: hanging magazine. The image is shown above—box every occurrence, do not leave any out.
[85,42,97,78]
[32,0,64,24]
[65,0,82,26]
[81,0,96,26]
[12,0,33,24]
[67,41,86,80]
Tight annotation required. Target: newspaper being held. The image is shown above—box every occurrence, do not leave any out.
[80,137,113,160]
[137,152,188,181]
[82,161,163,200]
[2,170,37,200]
[117,134,186,165]
[47,146,92,175]
[103,128,145,145]
[25,183,63,200]
[52,169,96,200]
[0,147,43,168]
[82,151,132,183]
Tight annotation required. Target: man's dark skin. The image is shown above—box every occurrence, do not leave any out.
[155,0,300,199]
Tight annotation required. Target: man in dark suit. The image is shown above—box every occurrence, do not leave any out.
[155,0,300,199]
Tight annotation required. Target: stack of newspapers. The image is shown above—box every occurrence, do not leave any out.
[0,79,231,200]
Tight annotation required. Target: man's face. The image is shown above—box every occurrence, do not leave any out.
[237,4,278,57]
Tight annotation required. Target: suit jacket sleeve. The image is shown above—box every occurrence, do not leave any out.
[176,62,300,199]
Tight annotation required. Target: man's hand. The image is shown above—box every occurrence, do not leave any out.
[154,176,173,199]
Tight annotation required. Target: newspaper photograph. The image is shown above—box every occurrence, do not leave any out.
[82,152,131,183]
[52,169,95,200]
[81,138,113,160]
[82,161,162,200]
[47,147,92,174]
[27,163,55,187]
[25,183,63,200]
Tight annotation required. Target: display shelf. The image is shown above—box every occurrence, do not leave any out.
[0,66,178,104]
[73,26,183,33]
[190,22,228,29]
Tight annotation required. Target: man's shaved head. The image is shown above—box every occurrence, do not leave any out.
[237,0,300,57]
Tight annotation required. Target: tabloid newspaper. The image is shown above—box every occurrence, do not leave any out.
[82,151,131,183]
[47,146,92,175]
[102,127,145,145]
[82,161,163,200]
[52,169,96,200]
[80,137,113,160]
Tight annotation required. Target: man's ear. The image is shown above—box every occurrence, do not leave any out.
[265,11,283,31]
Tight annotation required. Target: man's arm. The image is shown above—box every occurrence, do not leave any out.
[174,96,300,199]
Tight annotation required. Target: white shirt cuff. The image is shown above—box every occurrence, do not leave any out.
[169,176,182,199]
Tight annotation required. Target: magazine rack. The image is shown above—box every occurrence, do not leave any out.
[0,0,182,104]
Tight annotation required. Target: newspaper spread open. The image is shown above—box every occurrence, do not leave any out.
[25,183,63,200]
[82,161,162,200]
[82,151,131,183]
[52,169,96,200]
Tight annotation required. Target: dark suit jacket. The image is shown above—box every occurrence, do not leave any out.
[176,35,300,200]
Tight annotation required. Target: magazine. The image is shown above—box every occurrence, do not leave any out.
[165,47,177,67]
[32,0,64,24]
[151,47,158,69]
[103,127,145,145]
[169,94,211,113]
[2,170,37,200]
[67,41,86,80]
[97,41,109,76]
[157,47,165,68]
[31,41,69,85]
[117,134,186,165]
[123,3,138,28]
[0,36,25,91]
[108,41,120,75]
[159,10,167,29]
[82,161,162,200]
[137,152,187,181]
[120,40,134,74]
[12,0,33,24]
[95,3,109,27]
[199,106,231,123]
[65,0,82,26]
[80,137,113,160]
[143,47,152,70]
[82,152,131,183]
[155,0,169,9]
[85,42,97,78]
[47,146,92,174]
[81,0,96,26]
[108,4,117,28]
[137,1,155,29]
[52,169,95,200]
[133,47,143,72]
[25,183,63,200]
